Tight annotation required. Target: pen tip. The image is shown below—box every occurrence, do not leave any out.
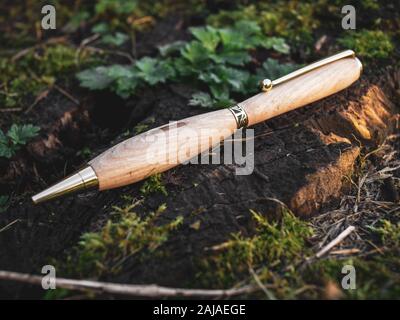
[31,166,98,204]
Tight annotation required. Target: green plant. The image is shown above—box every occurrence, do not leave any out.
[77,20,292,108]
[369,219,400,247]
[0,44,101,108]
[95,0,138,15]
[60,201,183,278]
[91,23,129,47]
[76,57,174,98]
[197,208,313,290]
[0,124,40,158]
[207,2,321,48]
[338,30,394,59]
[140,173,168,196]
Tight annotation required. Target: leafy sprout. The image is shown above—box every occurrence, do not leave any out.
[0,124,40,158]
[77,20,292,109]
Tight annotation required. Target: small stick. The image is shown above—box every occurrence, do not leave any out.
[0,219,21,233]
[0,270,257,298]
[24,89,50,114]
[330,248,360,255]
[248,267,276,300]
[0,108,22,113]
[53,84,80,105]
[315,226,356,258]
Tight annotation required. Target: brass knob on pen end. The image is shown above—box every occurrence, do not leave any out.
[260,78,273,92]
[31,166,99,204]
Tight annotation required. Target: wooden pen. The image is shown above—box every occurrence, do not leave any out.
[32,50,362,204]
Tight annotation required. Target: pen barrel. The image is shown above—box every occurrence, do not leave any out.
[89,109,237,190]
[242,56,362,126]
[89,56,362,191]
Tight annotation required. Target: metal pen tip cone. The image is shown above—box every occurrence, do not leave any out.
[32,166,99,204]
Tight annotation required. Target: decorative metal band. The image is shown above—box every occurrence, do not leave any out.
[228,104,249,129]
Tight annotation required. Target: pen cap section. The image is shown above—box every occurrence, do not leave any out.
[242,57,363,127]
[89,109,237,190]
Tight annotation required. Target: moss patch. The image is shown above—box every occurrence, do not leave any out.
[140,173,168,196]
[338,30,394,59]
[56,200,183,280]
[0,44,101,108]
[196,208,314,297]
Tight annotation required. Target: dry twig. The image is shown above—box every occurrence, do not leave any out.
[315,226,356,258]
[0,270,258,298]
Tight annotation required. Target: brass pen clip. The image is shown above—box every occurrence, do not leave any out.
[260,50,358,92]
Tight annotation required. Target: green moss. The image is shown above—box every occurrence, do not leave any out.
[306,254,400,299]
[58,201,183,279]
[207,2,322,48]
[140,173,168,196]
[370,219,400,247]
[0,44,101,108]
[338,30,394,59]
[195,205,400,299]
[196,208,314,292]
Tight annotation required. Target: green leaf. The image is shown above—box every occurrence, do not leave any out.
[262,37,290,54]
[219,28,248,50]
[189,26,220,52]
[212,50,251,66]
[0,130,7,145]
[0,124,39,158]
[7,124,40,146]
[198,72,222,85]
[76,67,114,90]
[259,58,300,80]
[209,84,230,101]
[181,41,210,64]
[95,0,137,15]
[172,57,196,77]
[106,65,138,98]
[189,92,214,108]
[101,32,129,46]
[222,67,251,92]
[135,57,175,85]
[0,145,14,158]
[105,64,135,79]
[114,77,138,98]
[189,91,234,109]
[63,11,90,33]
[200,66,250,93]
[0,130,14,158]
[212,97,235,109]
[78,65,138,98]
[158,41,187,57]
[234,20,261,36]
[91,23,109,34]
[219,20,261,50]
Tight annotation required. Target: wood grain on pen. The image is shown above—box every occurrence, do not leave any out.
[89,109,237,190]
[242,57,362,126]
[89,57,362,191]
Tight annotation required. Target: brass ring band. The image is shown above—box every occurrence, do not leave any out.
[228,104,249,129]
